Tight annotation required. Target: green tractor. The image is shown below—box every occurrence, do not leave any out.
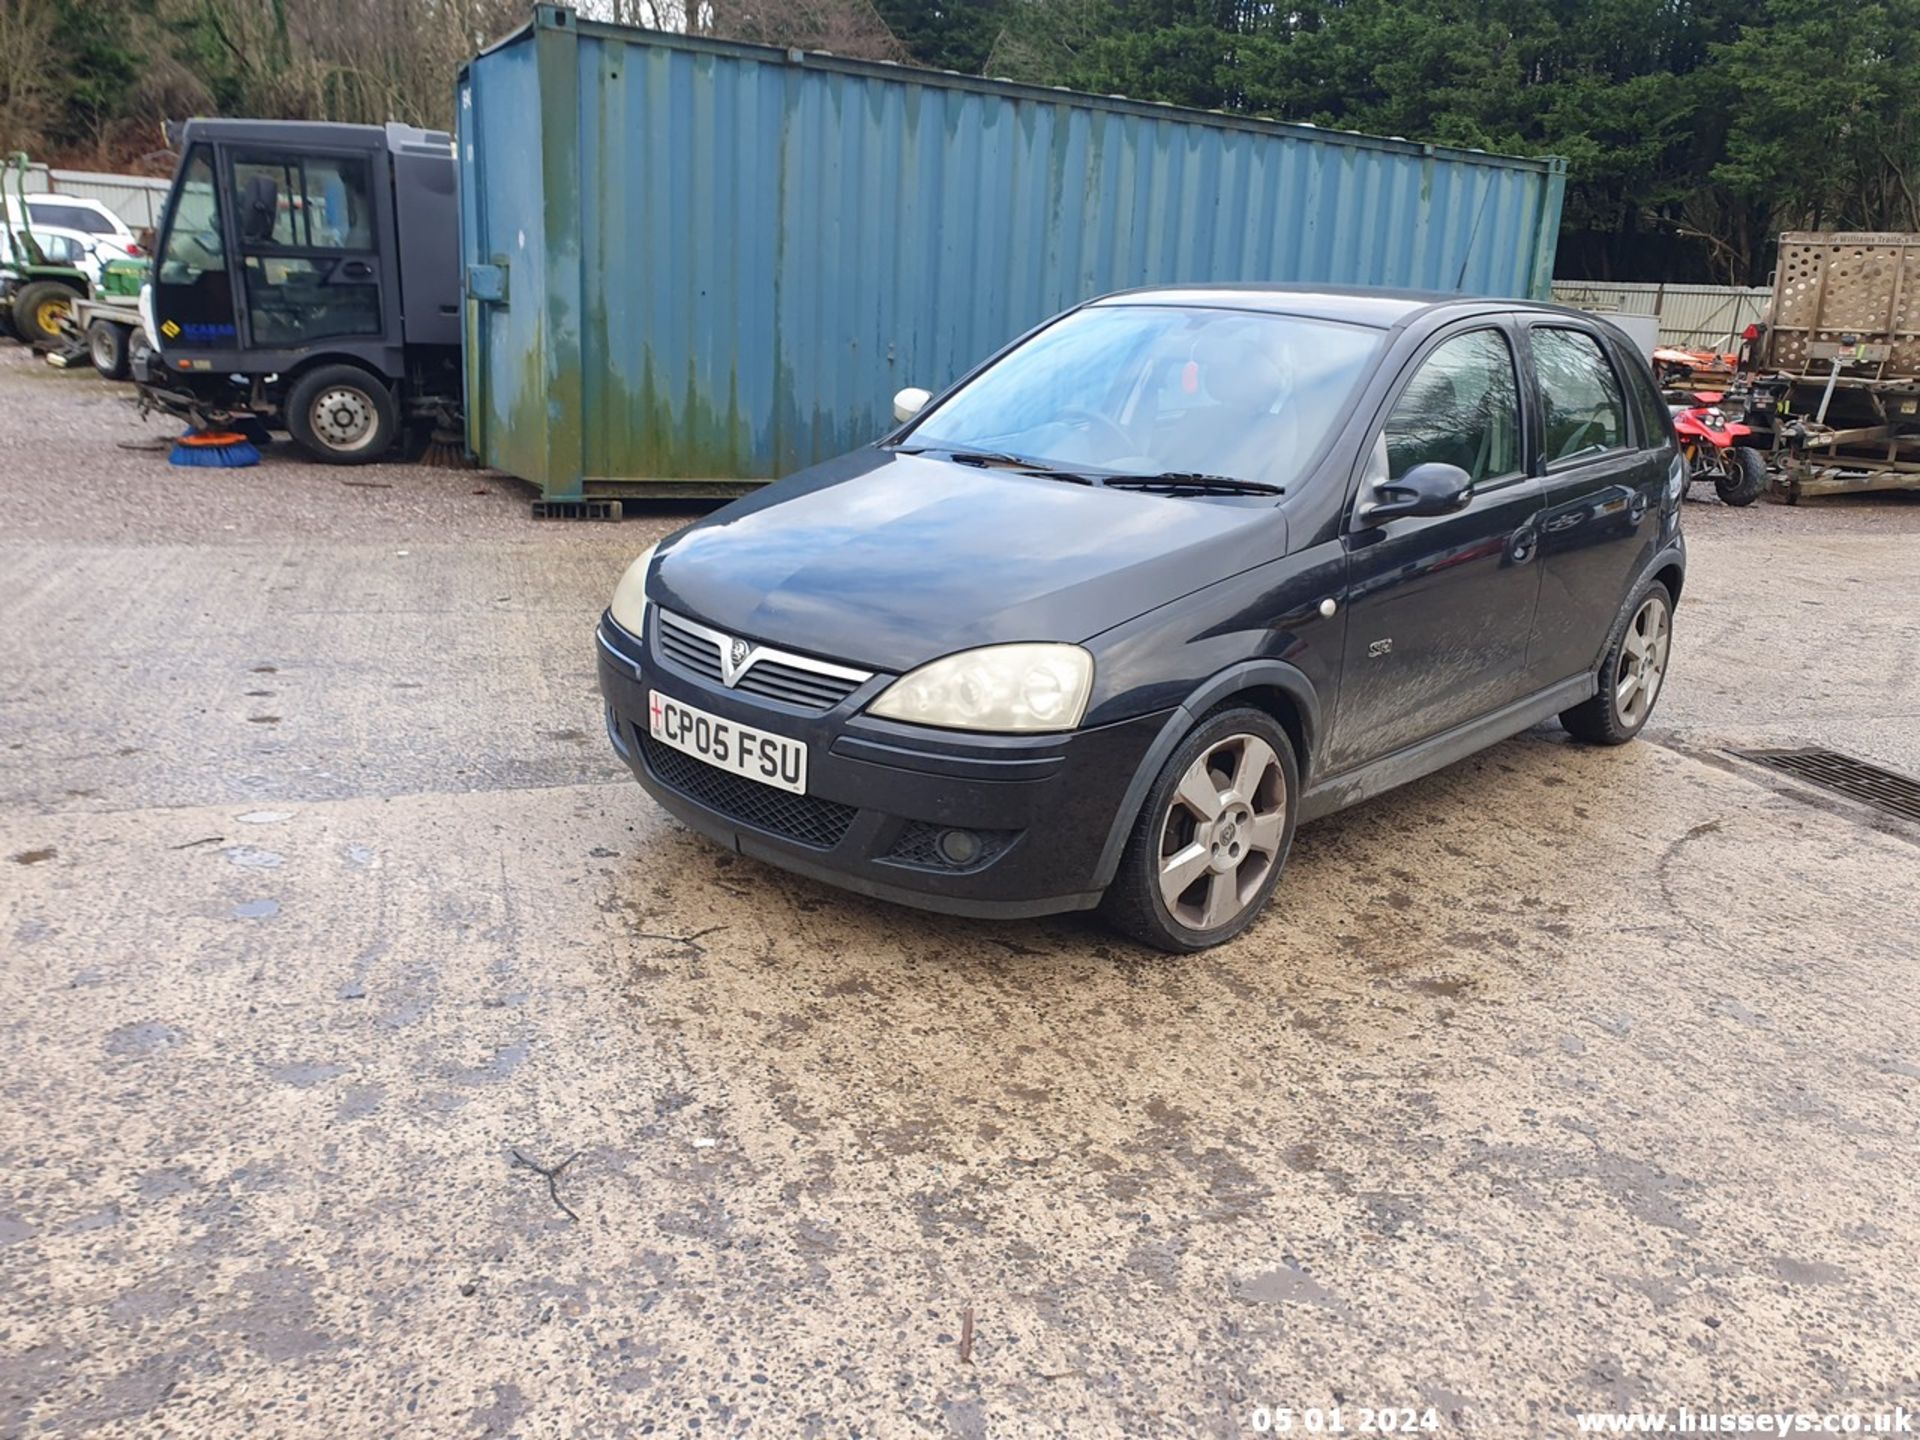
[1,151,144,350]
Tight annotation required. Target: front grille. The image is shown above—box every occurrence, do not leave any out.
[655,611,865,712]
[1731,748,1920,824]
[639,732,856,849]
[883,821,1020,872]
[656,613,727,683]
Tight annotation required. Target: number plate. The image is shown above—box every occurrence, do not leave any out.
[647,690,807,794]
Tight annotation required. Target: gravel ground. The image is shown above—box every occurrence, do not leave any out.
[2,345,1917,1437]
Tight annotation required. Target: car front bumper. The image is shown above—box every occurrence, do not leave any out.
[595,613,1168,919]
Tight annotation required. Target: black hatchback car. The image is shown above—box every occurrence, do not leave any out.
[596,287,1685,951]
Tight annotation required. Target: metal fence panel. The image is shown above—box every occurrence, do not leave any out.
[1551,280,1770,351]
[20,165,171,230]
[462,5,1569,497]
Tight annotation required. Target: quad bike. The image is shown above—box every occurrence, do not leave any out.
[1670,392,1769,506]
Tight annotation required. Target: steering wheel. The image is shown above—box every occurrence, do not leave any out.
[1055,407,1135,459]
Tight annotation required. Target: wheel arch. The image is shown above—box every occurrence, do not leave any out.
[1653,559,1685,607]
[1090,658,1324,890]
[281,352,398,396]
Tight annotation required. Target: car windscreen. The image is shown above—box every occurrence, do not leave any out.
[902,304,1383,491]
[29,202,118,235]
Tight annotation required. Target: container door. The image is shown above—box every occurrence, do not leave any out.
[458,62,553,490]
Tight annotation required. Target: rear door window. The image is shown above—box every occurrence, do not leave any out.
[1532,327,1628,464]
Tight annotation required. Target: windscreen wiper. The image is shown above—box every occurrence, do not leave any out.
[903,447,1097,483]
[1104,472,1284,496]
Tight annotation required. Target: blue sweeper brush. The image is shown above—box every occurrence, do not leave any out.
[169,430,261,468]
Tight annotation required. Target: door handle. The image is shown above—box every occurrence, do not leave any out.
[340,260,374,280]
[1318,597,1338,618]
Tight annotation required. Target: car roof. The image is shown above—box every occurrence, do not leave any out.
[1087,284,1587,330]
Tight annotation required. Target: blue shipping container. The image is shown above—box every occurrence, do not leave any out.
[459,5,1565,499]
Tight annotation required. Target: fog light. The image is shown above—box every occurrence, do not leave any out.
[937,829,983,866]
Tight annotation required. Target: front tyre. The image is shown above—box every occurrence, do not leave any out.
[1101,707,1299,953]
[285,363,399,464]
[1560,581,1674,746]
[1714,447,1767,507]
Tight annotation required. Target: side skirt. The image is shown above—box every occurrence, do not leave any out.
[1297,673,1596,824]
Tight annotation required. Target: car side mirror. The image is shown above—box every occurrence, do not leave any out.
[893,386,931,423]
[1362,461,1474,524]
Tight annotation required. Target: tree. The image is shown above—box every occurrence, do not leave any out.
[1713,0,1920,235]
[0,0,60,156]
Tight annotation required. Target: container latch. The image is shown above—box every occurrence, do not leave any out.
[467,262,509,304]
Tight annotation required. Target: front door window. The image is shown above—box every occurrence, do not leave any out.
[152,145,236,348]
[1382,328,1522,485]
[230,152,381,347]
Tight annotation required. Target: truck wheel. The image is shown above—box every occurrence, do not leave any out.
[286,364,400,464]
[87,320,130,380]
[1714,448,1767,507]
[12,281,79,346]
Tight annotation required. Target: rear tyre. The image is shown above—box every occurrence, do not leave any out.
[87,319,129,380]
[1560,581,1673,746]
[12,281,78,346]
[285,363,399,465]
[1714,447,1766,507]
[1101,707,1299,953]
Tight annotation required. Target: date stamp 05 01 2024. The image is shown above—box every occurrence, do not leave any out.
[1245,1406,1442,1434]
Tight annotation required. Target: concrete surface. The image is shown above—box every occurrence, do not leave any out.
[2,347,1917,1437]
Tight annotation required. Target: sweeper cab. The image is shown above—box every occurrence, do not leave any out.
[138,119,460,465]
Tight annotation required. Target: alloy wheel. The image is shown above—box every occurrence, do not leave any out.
[1157,733,1288,931]
[1614,593,1671,726]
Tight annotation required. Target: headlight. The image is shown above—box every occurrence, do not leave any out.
[609,542,658,638]
[868,643,1093,733]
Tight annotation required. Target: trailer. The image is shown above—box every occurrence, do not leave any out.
[1741,232,1920,500]
[458,5,1568,507]
[47,291,152,380]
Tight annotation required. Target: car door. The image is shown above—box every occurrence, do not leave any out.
[151,144,239,352]
[226,148,385,352]
[1322,323,1544,776]
[1522,323,1669,687]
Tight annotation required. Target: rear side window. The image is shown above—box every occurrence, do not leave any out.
[1383,328,1522,484]
[29,201,116,235]
[1622,353,1673,448]
[1533,328,1627,463]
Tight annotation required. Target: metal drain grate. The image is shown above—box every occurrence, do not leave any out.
[1731,748,1920,823]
